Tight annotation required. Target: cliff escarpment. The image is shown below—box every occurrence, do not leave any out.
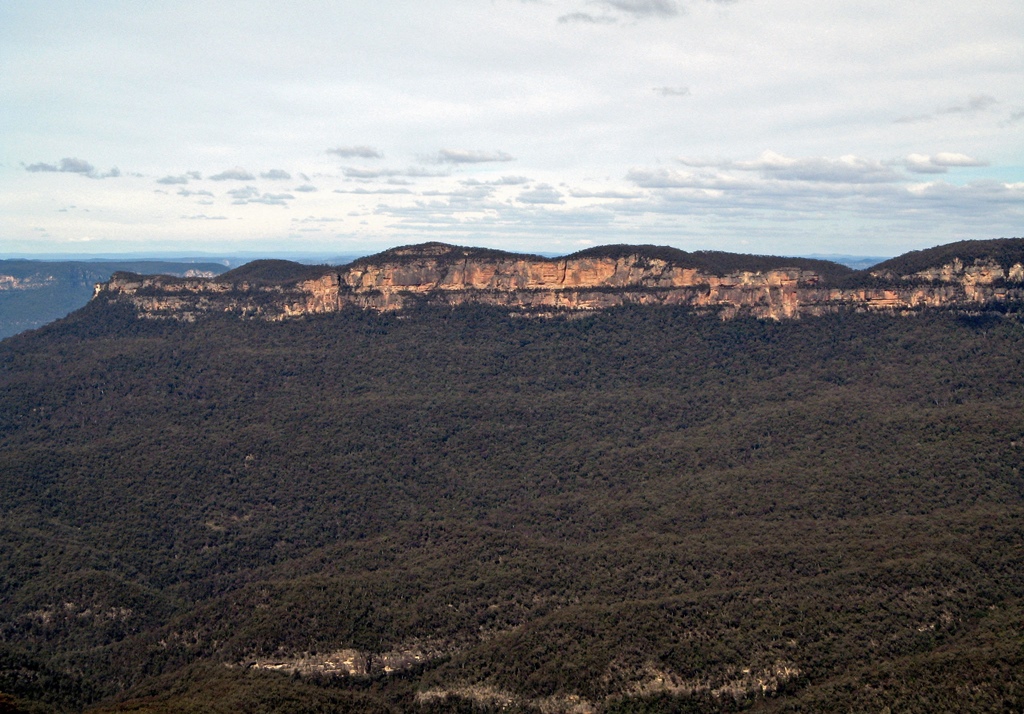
[92,239,1024,321]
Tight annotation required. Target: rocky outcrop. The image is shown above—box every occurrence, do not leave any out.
[0,274,56,291]
[92,242,1024,322]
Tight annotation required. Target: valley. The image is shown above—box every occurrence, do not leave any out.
[1,239,1023,712]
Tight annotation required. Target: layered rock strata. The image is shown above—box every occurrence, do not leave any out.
[93,243,1024,322]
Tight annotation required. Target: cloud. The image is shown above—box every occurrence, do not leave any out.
[24,157,119,179]
[261,169,292,180]
[462,175,531,186]
[569,188,643,199]
[599,0,680,18]
[25,162,60,172]
[157,175,190,185]
[209,168,256,181]
[181,214,228,220]
[630,150,939,193]
[653,86,690,97]
[558,12,616,23]
[250,193,295,205]
[904,153,988,174]
[895,95,999,124]
[614,150,1024,240]
[227,186,260,201]
[293,216,344,224]
[732,151,902,183]
[343,165,448,180]
[56,157,95,174]
[343,166,404,179]
[932,152,989,168]
[294,184,318,192]
[334,187,414,195]
[403,167,450,177]
[227,186,295,205]
[627,167,716,188]
[937,94,998,115]
[893,113,932,124]
[177,188,214,197]
[517,184,564,204]
[422,185,497,200]
[327,145,383,159]
[434,149,515,164]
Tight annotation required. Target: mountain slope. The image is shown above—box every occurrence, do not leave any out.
[2,275,1024,711]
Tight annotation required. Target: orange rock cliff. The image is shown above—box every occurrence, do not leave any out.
[93,241,1024,321]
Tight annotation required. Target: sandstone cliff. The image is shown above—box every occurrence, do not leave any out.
[92,240,1024,322]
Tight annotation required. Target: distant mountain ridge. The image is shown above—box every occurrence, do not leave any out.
[0,259,229,339]
[93,238,1024,322]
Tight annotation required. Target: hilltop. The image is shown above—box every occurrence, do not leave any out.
[90,238,1024,322]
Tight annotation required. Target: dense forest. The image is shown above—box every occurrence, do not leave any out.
[1,265,1024,711]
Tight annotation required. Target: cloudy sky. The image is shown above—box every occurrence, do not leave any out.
[2,0,1022,258]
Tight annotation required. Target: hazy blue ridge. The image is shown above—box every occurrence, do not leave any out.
[0,260,229,340]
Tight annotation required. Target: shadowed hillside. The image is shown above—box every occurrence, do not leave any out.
[2,274,1024,711]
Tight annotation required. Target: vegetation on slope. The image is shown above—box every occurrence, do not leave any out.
[216,260,331,286]
[869,237,1024,276]
[568,245,853,282]
[0,297,1023,712]
[345,243,548,270]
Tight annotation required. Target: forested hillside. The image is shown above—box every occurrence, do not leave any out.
[1,285,1023,711]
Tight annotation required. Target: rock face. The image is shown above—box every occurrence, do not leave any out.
[92,241,1024,322]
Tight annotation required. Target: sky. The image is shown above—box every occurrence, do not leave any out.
[2,0,1022,259]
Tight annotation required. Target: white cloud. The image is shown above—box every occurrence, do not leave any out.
[327,146,383,159]
[599,0,680,18]
[261,169,292,180]
[250,193,295,205]
[895,95,1000,124]
[210,168,256,181]
[343,167,404,179]
[904,153,988,174]
[937,94,998,115]
[730,151,902,183]
[932,152,988,168]
[225,186,296,205]
[24,157,119,179]
[434,149,515,164]
[25,162,60,172]
[55,157,94,174]
[462,176,531,186]
[558,12,616,24]
[227,186,260,201]
[569,188,643,199]
[517,184,564,204]
[334,187,414,195]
